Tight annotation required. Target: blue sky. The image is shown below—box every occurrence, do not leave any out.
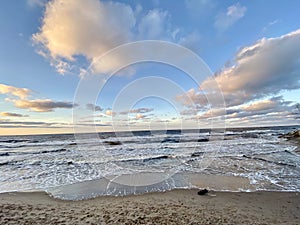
[0,0,299,135]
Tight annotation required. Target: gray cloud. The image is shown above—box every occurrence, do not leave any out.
[119,108,154,115]
[0,119,67,128]
[226,96,294,120]
[0,83,76,113]
[0,84,30,99]
[177,30,300,125]
[0,120,53,125]
[10,99,76,112]
[75,123,111,127]
[179,29,300,110]
[0,112,29,117]
[200,29,300,107]
[86,103,102,112]
[180,108,199,115]
[176,88,209,109]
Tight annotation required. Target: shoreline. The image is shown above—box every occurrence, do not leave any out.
[1,190,299,224]
[44,173,257,200]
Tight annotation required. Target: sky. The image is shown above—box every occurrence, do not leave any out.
[0,0,300,135]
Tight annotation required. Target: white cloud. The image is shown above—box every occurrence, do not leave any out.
[193,108,225,119]
[32,0,136,74]
[262,20,280,33]
[214,3,246,31]
[200,29,300,107]
[138,9,170,39]
[0,84,31,99]
[226,96,294,121]
[177,29,300,124]
[176,88,208,108]
[105,110,116,117]
[0,83,76,112]
[241,98,279,112]
[0,112,29,117]
[135,113,145,120]
[32,0,181,75]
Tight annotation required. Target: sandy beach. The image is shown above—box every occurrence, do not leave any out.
[0,190,299,225]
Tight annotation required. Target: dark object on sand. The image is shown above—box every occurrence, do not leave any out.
[197,189,208,195]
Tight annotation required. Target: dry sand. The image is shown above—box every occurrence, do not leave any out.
[0,190,299,224]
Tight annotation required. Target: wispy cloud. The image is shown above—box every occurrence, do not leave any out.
[105,110,116,117]
[185,0,215,18]
[176,89,208,109]
[0,112,29,117]
[10,99,75,112]
[262,20,280,33]
[0,119,66,128]
[86,103,102,112]
[214,3,247,31]
[180,108,199,115]
[0,84,30,99]
[138,9,170,39]
[0,83,76,112]
[179,31,201,52]
[119,107,153,115]
[227,96,294,119]
[135,113,146,120]
[27,0,47,8]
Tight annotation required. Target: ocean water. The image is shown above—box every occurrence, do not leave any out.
[0,126,299,200]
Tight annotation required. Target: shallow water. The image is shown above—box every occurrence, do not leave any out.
[0,126,299,199]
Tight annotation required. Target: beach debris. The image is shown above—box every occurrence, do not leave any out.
[197,189,208,195]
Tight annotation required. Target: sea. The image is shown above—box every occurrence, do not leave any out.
[0,125,299,200]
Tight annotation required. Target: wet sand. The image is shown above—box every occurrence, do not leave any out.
[0,190,299,224]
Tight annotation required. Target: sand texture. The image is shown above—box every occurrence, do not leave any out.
[0,190,299,224]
